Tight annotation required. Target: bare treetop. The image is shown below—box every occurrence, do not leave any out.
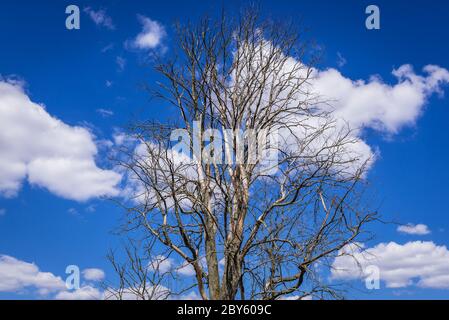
[111,8,377,300]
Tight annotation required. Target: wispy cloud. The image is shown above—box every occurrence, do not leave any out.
[84,7,115,30]
[67,208,78,215]
[96,108,114,117]
[101,43,114,53]
[336,52,347,68]
[85,205,96,213]
[116,56,126,72]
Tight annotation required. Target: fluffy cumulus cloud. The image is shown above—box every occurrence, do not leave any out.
[313,64,449,135]
[331,241,449,289]
[120,140,201,209]
[146,255,197,277]
[397,223,431,235]
[0,254,106,299]
[82,268,105,281]
[55,285,103,300]
[147,255,173,274]
[0,253,192,300]
[300,63,449,173]
[226,41,449,177]
[104,285,171,300]
[132,15,166,50]
[0,252,291,300]
[84,7,115,30]
[176,261,196,277]
[0,255,66,295]
[0,80,121,201]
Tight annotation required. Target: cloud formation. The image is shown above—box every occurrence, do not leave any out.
[147,255,173,274]
[96,108,114,117]
[55,285,103,300]
[397,223,431,235]
[0,80,121,201]
[0,254,106,299]
[84,7,115,30]
[176,261,196,277]
[313,64,449,135]
[336,52,347,68]
[132,15,166,50]
[331,241,449,289]
[82,268,105,281]
[304,63,449,174]
[146,255,197,277]
[228,41,449,176]
[0,255,66,295]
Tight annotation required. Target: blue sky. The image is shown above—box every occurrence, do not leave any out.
[0,0,449,299]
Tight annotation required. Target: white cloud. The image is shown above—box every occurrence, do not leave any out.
[176,262,196,277]
[179,291,201,300]
[82,268,105,281]
[121,141,199,209]
[397,223,431,235]
[147,255,173,274]
[295,63,449,174]
[55,285,103,300]
[132,15,166,50]
[0,254,106,299]
[418,274,449,289]
[104,285,170,300]
[228,41,449,177]
[0,208,5,216]
[0,80,121,201]
[331,241,449,289]
[146,256,198,277]
[112,132,128,146]
[121,41,449,207]
[313,64,449,135]
[0,255,66,294]
[84,7,115,30]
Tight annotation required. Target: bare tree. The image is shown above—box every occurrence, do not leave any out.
[111,8,377,300]
[104,238,195,300]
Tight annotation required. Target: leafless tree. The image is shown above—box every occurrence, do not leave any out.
[104,238,195,300]
[110,8,377,300]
